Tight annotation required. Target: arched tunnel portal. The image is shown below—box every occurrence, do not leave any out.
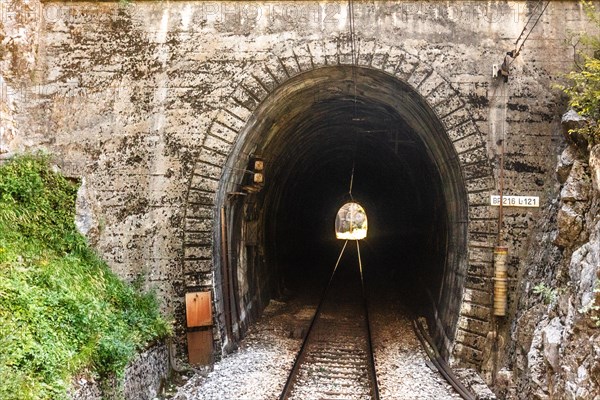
[210,66,472,361]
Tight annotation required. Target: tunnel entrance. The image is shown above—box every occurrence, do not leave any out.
[268,96,448,303]
[215,66,468,359]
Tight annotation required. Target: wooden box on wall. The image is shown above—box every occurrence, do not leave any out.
[185,291,212,328]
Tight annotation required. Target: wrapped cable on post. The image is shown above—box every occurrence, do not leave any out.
[493,246,508,316]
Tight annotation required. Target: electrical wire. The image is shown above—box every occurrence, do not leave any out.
[348,0,356,66]
[347,0,358,200]
[513,0,544,47]
[348,162,355,199]
[510,1,550,65]
[516,1,550,56]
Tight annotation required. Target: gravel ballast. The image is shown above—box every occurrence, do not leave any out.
[172,288,464,399]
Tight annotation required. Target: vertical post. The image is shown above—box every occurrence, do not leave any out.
[495,137,508,317]
[491,126,508,385]
[220,207,233,343]
[497,138,505,244]
[225,198,241,339]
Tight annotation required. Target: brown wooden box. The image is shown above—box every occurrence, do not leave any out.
[185,291,212,328]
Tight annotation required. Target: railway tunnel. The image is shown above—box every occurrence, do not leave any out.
[214,66,469,358]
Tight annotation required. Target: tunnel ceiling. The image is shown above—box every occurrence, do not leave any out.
[227,67,465,205]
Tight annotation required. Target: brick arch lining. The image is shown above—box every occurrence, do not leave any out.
[183,39,496,368]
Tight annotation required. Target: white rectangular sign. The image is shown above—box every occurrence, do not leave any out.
[490,195,540,208]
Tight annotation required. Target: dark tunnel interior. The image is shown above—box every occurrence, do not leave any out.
[261,97,449,312]
[218,67,467,353]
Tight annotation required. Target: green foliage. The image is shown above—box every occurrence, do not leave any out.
[561,1,600,146]
[532,283,558,305]
[0,154,171,400]
[562,57,600,146]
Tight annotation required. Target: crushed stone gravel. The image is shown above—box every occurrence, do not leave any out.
[170,288,463,400]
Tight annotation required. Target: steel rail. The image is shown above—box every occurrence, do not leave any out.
[278,241,349,400]
[279,240,380,400]
[412,318,476,400]
[356,240,380,400]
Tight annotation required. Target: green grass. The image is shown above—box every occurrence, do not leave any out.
[0,154,171,400]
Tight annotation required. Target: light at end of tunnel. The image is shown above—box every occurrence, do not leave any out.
[336,229,367,240]
[335,202,368,240]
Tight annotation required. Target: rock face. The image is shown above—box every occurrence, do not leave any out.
[561,109,592,152]
[554,160,591,248]
[555,203,584,248]
[561,109,588,133]
[556,146,578,184]
[508,129,600,399]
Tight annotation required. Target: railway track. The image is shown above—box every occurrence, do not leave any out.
[279,242,379,400]
[279,240,476,400]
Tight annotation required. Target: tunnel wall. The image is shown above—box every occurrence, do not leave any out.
[2,0,589,369]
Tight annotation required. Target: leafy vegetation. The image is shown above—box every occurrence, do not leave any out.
[532,283,558,305]
[561,1,600,147]
[0,154,171,400]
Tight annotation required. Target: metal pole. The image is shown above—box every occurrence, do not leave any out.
[492,106,508,385]
[220,207,233,343]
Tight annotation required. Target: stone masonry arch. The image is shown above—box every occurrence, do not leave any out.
[183,38,496,368]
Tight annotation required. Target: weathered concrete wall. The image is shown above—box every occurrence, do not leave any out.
[0,0,42,155]
[1,0,596,374]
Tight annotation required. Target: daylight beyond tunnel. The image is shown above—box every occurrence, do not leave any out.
[220,66,468,355]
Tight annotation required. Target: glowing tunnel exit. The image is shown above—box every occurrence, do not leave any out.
[335,202,368,240]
